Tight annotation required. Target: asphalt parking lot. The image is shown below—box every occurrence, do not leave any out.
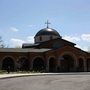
[0,73,90,90]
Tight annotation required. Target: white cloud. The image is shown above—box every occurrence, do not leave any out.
[10,36,34,47]
[75,45,88,51]
[63,35,90,51]
[10,38,25,47]
[63,34,90,43]
[26,36,34,43]
[63,35,80,42]
[88,46,90,52]
[75,44,82,49]
[83,46,88,51]
[81,34,90,42]
[10,27,19,32]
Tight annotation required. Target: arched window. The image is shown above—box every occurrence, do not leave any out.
[39,36,42,41]
[2,57,15,71]
[33,57,45,71]
[50,36,53,40]
[18,57,30,71]
[49,57,56,72]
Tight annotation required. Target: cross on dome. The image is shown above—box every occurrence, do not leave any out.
[45,20,51,28]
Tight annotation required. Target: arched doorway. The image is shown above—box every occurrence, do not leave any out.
[2,57,15,71]
[78,58,84,72]
[60,55,75,72]
[18,57,30,71]
[49,57,56,72]
[33,57,45,71]
[87,58,90,71]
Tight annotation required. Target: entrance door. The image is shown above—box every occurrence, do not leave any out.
[60,55,75,72]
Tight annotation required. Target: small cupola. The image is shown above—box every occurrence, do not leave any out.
[34,20,61,43]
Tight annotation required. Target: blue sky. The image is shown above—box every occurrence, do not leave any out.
[0,0,90,51]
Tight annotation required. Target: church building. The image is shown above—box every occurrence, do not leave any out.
[0,21,90,72]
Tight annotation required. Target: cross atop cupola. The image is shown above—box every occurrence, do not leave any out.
[45,20,51,28]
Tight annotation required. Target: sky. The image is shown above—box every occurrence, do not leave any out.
[0,0,90,51]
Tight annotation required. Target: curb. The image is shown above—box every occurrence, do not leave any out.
[0,73,56,79]
[0,73,46,79]
[0,72,90,79]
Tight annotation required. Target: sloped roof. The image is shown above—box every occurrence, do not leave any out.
[0,48,51,53]
[39,38,76,46]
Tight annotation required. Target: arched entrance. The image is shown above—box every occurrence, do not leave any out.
[78,58,84,72]
[49,57,56,72]
[2,57,15,71]
[60,55,75,72]
[33,57,45,71]
[87,58,90,71]
[18,57,30,71]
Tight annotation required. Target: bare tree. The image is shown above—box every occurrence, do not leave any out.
[0,36,5,48]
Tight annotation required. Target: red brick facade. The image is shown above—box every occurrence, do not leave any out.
[0,38,90,72]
